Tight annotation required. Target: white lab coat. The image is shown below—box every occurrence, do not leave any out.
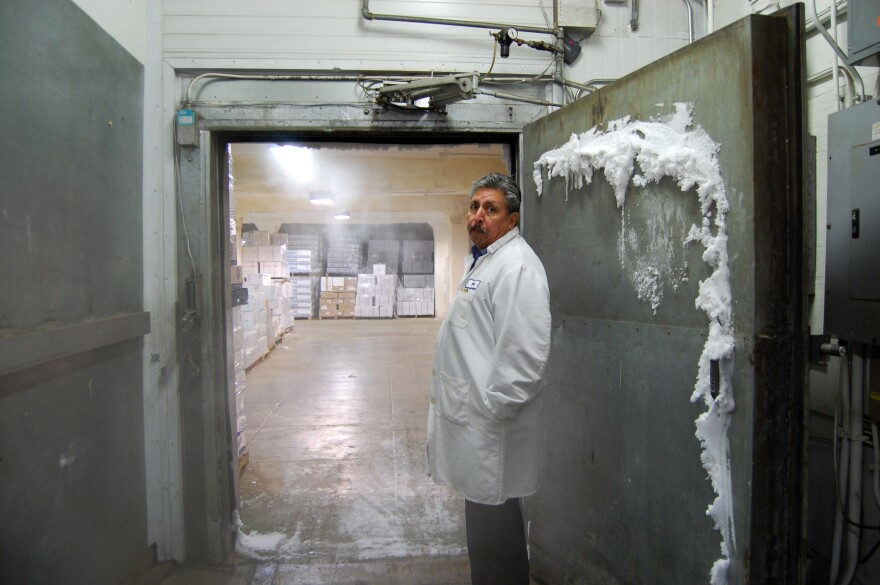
[427,227,552,505]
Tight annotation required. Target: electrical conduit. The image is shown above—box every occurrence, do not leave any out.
[830,348,850,585]
[836,345,864,585]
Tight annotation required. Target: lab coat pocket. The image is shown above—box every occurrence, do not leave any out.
[436,371,470,425]
[449,292,473,329]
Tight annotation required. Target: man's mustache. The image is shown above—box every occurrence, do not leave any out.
[469,224,488,234]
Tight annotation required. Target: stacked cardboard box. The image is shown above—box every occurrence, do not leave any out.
[396,287,435,317]
[319,276,358,318]
[286,234,323,274]
[241,285,270,367]
[367,240,400,275]
[402,274,434,288]
[290,275,319,318]
[242,230,271,246]
[276,281,295,332]
[402,240,434,274]
[232,306,248,458]
[355,269,399,318]
[326,236,362,275]
[240,243,289,278]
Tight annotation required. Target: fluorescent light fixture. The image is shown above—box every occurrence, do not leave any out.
[309,191,335,205]
[334,211,351,220]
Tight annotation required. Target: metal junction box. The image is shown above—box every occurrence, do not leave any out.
[848,0,880,65]
[825,100,880,344]
[558,0,600,32]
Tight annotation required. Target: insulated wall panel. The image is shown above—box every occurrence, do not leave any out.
[0,1,147,584]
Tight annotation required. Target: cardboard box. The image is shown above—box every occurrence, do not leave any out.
[242,247,260,262]
[231,265,244,285]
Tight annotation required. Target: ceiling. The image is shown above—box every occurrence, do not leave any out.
[228,142,512,220]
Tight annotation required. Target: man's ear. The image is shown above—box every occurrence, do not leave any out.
[509,211,520,228]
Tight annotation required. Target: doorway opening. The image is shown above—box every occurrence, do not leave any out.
[219,135,516,569]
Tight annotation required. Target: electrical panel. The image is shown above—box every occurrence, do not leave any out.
[824,100,880,345]
[847,0,880,65]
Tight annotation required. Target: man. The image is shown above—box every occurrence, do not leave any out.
[427,172,552,585]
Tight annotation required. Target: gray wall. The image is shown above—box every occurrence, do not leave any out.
[521,13,805,585]
[0,1,149,584]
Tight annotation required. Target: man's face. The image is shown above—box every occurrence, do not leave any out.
[467,187,519,250]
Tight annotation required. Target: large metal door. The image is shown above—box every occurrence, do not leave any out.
[520,9,806,585]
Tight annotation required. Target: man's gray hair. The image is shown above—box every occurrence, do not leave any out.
[470,172,521,215]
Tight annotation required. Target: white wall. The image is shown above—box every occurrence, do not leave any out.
[71,0,148,63]
[162,0,703,85]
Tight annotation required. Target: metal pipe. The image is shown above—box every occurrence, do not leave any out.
[361,0,555,36]
[829,348,850,585]
[805,0,845,33]
[683,0,695,43]
[184,72,561,106]
[810,0,866,102]
[831,0,840,111]
[807,66,856,108]
[706,0,713,34]
[474,88,562,107]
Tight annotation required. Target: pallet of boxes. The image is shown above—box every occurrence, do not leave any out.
[286,234,323,319]
[355,264,399,318]
[356,239,400,318]
[319,276,358,318]
[230,263,249,472]
[239,230,295,366]
[320,236,361,319]
[398,239,435,317]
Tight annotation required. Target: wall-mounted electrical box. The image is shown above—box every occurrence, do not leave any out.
[825,100,880,344]
[558,0,600,34]
[176,109,199,147]
[848,0,880,65]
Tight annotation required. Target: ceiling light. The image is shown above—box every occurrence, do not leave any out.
[334,211,351,220]
[309,191,335,205]
[270,145,314,181]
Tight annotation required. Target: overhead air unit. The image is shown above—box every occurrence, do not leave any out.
[375,73,478,111]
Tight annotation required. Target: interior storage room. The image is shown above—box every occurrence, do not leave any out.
[2,2,879,585]
[224,142,511,581]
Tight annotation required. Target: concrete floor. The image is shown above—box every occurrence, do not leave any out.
[153,318,474,584]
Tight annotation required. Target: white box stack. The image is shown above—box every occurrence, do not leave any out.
[326,236,361,275]
[232,305,248,458]
[400,240,434,316]
[402,274,435,288]
[286,234,323,274]
[367,240,400,275]
[290,275,319,318]
[355,271,399,318]
[402,240,434,274]
[396,286,435,317]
